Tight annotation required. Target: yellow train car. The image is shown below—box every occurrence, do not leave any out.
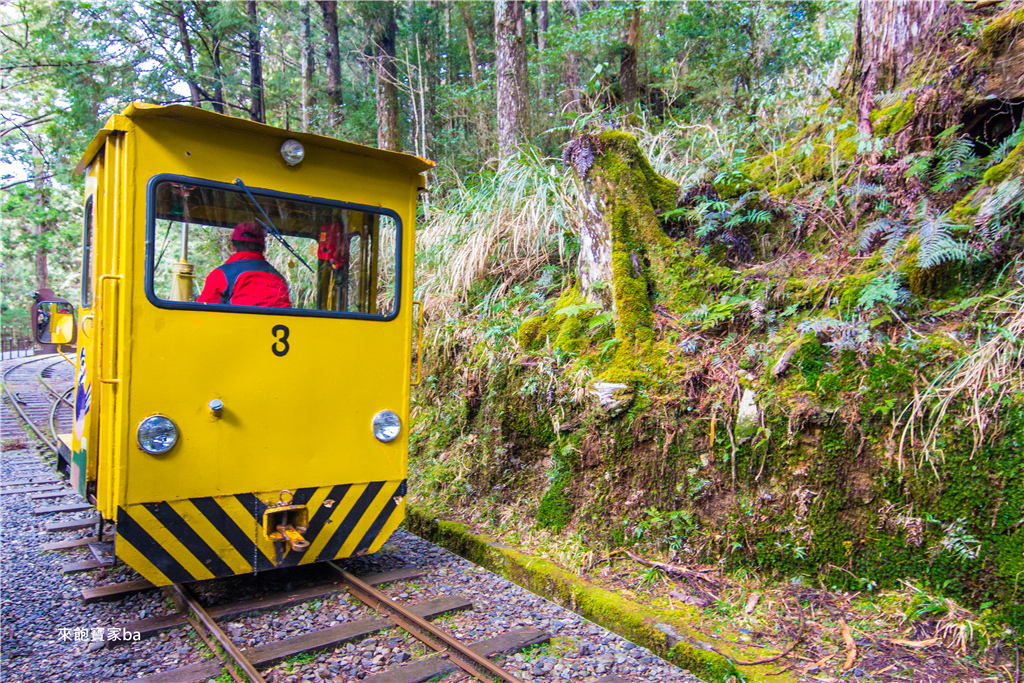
[38,103,430,586]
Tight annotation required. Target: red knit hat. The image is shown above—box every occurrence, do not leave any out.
[231,222,265,247]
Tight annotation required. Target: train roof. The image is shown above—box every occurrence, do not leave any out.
[74,102,435,176]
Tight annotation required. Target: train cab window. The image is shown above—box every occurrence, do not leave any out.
[147,178,400,318]
[81,196,94,307]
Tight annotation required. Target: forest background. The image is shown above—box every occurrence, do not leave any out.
[1,0,850,328]
[4,0,1024,677]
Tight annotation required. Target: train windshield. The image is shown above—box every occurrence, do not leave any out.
[147,178,399,318]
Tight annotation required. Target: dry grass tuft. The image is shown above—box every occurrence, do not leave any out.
[417,147,583,313]
[899,284,1024,470]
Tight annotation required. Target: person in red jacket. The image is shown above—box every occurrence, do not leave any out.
[197,223,291,307]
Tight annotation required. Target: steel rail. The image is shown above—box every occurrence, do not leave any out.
[1,354,61,454]
[36,357,74,408]
[330,563,526,683]
[170,583,267,683]
[48,387,74,449]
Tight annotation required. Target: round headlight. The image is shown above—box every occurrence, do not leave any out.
[137,415,178,454]
[280,139,305,166]
[372,410,401,442]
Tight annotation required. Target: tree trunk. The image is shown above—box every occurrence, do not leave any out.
[619,2,640,105]
[173,3,202,108]
[300,0,315,132]
[246,0,265,123]
[33,166,49,293]
[567,132,679,346]
[318,0,344,127]
[192,2,226,114]
[852,1,951,135]
[561,0,581,115]
[537,0,548,102]
[369,2,401,151]
[495,0,530,161]
[211,36,225,115]
[461,3,480,87]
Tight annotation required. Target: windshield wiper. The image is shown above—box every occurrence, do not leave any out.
[234,178,314,274]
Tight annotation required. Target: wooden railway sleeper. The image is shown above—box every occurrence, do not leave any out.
[330,563,526,683]
[169,583,267,683]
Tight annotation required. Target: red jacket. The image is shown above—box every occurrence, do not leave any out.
[197,252,291,308]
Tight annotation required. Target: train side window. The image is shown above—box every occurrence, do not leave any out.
[81,196,94,307]
[147,178,401,319]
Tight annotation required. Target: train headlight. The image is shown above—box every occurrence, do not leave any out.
[137,415,178,454]
[372,410,401,442]
[280,139,305,166]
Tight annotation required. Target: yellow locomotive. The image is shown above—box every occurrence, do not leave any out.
[35,103,430,586]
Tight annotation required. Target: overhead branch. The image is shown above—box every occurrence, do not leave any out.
[2,174,56,191]
[0,113,56,138]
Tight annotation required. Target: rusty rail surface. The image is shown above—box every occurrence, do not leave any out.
[331,563,527,683]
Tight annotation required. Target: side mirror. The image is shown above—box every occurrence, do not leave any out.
[33,301,77,346]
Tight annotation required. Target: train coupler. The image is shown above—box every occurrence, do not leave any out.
[263,493,309,554]
[276,524,310,552]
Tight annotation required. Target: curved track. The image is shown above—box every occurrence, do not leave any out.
[1,353,75,452]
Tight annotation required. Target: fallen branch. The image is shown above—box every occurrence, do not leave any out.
[889,637,939,648]
[840,618,858,671]
[604,548,720,585]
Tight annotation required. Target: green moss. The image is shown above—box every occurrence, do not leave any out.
[537,441,578,531]
[906,260,961,298]
[871,97,916,136]
[519,287,597,354]
[794,339,828,388]
[775,178,802,197]
[949,195,981,223]
[836,271,874,309]
[517,315,545,349]
[980,4,1024,53]
[745,153,777,187]
[981,134,1024,185]
[407,506,773,680]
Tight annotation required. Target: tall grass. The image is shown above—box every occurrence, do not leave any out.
[416,146,584,311]
[900,285,1024,468]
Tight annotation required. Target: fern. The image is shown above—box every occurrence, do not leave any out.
[684,296,751,331]
[857,202,974,269]
[905,152,932,181]
[915,201,976,268]
[857,217,898,254]
[858,272,910,309]
[983,120,1024,166]
[841,182,886,204]
[931,126,982,192]
[939,518,982,563]
[977,178,1024,231]
[874,86,920,109]
[903,125,983,192]
[797,317,872,352]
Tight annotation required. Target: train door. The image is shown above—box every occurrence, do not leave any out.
[73,128,132,520]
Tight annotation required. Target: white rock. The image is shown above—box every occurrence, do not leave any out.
[736,388,759,442]
[589,381,632,416]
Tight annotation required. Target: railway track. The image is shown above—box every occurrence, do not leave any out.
[1,355,699,683]
[1,352,75,450]
[111,563,555,683]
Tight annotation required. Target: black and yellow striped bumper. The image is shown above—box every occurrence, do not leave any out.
[115,480,406,586]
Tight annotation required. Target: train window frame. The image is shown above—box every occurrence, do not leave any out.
[81,195,94,308]
[143,174,403,321]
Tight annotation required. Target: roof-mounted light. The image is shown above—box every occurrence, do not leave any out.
[281,139,305,166]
